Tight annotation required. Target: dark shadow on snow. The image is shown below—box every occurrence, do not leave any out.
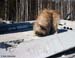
[57,29,68,33]
[0,39,24,51]
[0,22,33,35]
[0,42,13,51]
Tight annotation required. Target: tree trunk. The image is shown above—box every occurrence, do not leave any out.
[16,0,20,22]
[25,0,28,21]
[20,0,24,21]
[5,0,8,20]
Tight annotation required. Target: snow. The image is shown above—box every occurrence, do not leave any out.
[59,20,75,30]
[0,30,75,58]
[0,31,35,42]
[11,30,75,58]
[0,20,75,58]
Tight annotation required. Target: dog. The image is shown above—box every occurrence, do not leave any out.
[33,9,60,36]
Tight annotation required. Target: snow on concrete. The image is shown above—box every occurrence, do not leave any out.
[0,20,75,58]
[0,31,38,42]
[0,30,75,58]
[12,30,75,58]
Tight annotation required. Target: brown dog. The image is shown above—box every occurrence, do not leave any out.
[33,9,60,36]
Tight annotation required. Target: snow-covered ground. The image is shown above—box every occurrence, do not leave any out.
[0,20,75,58]
[59,20,75,30]
[0,30,75,58]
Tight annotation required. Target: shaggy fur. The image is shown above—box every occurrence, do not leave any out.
[33,9,60,36]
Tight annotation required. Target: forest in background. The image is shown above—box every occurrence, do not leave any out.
[0,0,75,23]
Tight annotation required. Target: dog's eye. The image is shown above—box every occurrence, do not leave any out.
[40,25,47,30]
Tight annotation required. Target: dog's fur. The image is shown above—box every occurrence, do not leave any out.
[33,9,60,36]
